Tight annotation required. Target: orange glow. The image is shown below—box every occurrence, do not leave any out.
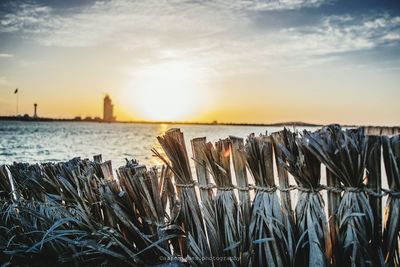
[224,148,230,158]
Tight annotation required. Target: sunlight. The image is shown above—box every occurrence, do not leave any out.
[129,61,204,121]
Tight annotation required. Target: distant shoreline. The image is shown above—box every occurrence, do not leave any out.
[0,115,322,127]
[0,115,399,130]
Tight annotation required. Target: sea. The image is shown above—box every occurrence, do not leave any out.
[0,120,317,168]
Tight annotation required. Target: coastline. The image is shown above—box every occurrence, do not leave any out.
[1,115,399,130]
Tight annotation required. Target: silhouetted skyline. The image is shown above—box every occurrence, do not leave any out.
[0,0,399,125]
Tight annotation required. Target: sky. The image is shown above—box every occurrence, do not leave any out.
[0,0,399,125]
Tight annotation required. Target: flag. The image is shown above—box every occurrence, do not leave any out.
[14,88,18,94]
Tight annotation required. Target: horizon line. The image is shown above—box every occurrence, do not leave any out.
[1,115,399,128]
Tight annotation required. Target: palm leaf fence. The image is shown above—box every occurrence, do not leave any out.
[0,125,399,267]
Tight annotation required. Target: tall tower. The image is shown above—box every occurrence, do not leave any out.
[33,103,38,118]
[103,95,116,122]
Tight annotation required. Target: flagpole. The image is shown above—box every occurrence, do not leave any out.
[14,88,19,116]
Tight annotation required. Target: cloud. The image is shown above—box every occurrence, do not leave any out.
[0,53,13,58]
[216,0,331,11]
[179,13,400,74]
[0,0,399,74]
[0,3,54,33]
[274,14,400,56]
[0,1,247,48]
[0,0,331,48]
[383,32,400,41]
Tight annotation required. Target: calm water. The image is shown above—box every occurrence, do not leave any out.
[0,121,316,168]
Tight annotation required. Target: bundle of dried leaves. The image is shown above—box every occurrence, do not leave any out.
[279,129,329,267]
[245,133,294,266]
[302,125,374,266]
[154,128,211,266]
[382,135,400,267]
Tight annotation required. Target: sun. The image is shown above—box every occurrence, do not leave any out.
[129,61,204,122]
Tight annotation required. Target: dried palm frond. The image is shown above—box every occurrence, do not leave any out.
[8,163,47,201]
[382,135,400,267]
[325,168,341,266]
[201,138,240,266]
[279,129,329,267]
[366,136,385,266]
[302,125,374,266]
[154,128,211,266]
[0,165,14,200]
[230,136,251,266]
[98,166,183,266]
[118,163,181,254]
[271,130,296,263]
[245,133,293,266]
[191,137,222,266]
[0,157,183,266]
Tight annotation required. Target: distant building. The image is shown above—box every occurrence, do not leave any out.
[103,95,116,122]
[33,103,38,118]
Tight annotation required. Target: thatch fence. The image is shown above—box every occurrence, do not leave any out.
[0,125,399,266]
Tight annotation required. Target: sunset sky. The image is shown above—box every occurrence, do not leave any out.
[0,0,399,125]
